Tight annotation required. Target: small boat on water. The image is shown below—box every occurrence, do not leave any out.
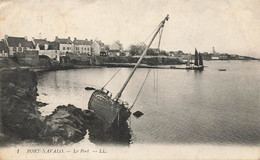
[193,48,204,71]
[170,48,204,70]
[88,15,170,131]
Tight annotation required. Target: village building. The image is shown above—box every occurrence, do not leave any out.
[109,41,123,57]
[54,36,73,55]
[100,45,109,56]
[4,35,35,57]
[91,40,101,56]
[32,38,60,61]
[73,38,91,55]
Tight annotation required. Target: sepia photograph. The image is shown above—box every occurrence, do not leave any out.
[0,0,259,159]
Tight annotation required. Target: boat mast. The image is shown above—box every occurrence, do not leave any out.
[114,15,169,100]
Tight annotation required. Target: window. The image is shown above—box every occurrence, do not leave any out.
[84,48,86,50]
[13,47,16,51]
[63,47,65,50]
[67,47,69,50]
[18,47,22,51]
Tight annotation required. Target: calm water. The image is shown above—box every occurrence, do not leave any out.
[37,61,260,145]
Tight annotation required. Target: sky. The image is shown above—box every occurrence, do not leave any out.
[0,0,259,57]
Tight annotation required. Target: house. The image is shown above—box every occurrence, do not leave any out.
[0,40,8,57]
[54,36,73,54]
[100,45,109,56]
[110,40,123,51]
[219,54,228,60]
[4,35,34,57]
[109,41,123,57]
[91,40,101,56]
[227,54,238,60]
[211,54,220,60]
[32,38,60,61]
[73,38,91,55]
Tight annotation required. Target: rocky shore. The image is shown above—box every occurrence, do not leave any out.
[0,68,94,145]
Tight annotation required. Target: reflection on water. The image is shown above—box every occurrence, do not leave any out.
[88,118,132,146]
[37,61,260,145]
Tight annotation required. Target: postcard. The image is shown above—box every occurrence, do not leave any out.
[0,0,259,159]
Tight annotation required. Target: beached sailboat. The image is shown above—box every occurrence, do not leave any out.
[88,15,170,130]
[193,48,204,70]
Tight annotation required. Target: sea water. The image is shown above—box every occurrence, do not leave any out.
[37,60,260,145]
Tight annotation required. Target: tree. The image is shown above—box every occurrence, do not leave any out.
[129,43,147,56]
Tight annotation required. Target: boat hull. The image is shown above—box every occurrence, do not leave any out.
[193,66,204,71]
[88,90,131,130]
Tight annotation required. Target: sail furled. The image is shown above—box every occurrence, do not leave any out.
[199,53,203,66]
[194,48,199,66]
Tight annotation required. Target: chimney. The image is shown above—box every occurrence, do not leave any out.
[32,37,35,41]
[55,36,58,41]
[24,36,27,40]
[68,37,70,40]
[4,35,8,40]
[74,37,77,41]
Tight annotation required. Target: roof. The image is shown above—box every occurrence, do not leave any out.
[48,41,59,50]
[55,38,72,44]
[34,39,49,45]
[0,40,8,51]
[6,36,34,48]
[73,39,91,45]
[115,41,122,47]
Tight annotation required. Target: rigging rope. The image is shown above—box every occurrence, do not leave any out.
[101,68,121,90]
[129,69,151,110]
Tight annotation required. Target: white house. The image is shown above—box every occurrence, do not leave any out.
[54,36,73,54]
[4,35,35,57]
[109,41,123,57]
[73,38,91,55]
[91,41,101,56]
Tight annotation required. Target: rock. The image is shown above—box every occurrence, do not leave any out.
[0,68,44,142]
[36,101,48,107]
[133,111,144,118]
[0,68,95,145]
[39,104,94,144]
